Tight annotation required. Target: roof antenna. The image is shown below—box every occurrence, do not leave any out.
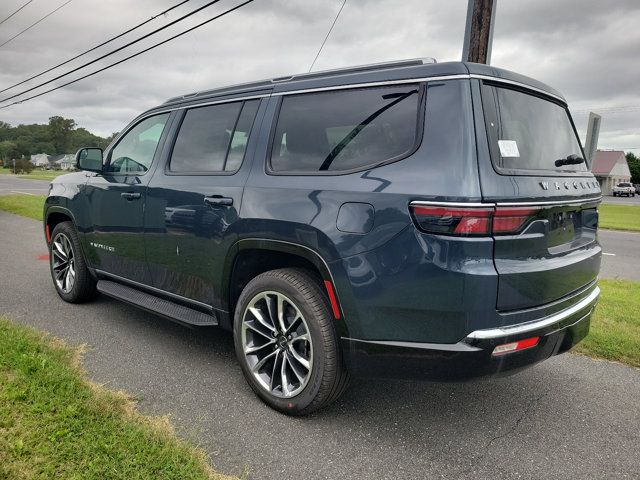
[308,0,347,73]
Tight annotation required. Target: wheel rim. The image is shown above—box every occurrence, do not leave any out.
[241,291,313,398]
[51,232,76,294]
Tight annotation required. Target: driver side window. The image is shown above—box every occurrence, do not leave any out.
[107,113,170,174]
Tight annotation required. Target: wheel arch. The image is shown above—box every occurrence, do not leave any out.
[223,239,348,336]
[44,206,77,242]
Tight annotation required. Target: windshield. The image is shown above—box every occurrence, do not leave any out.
[482,83,587,173]
[618,183,632,187]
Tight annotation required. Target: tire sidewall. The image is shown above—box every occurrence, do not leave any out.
[233,271,334,415]
[49,222,86,302]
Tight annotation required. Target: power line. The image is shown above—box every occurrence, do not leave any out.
[0,0,255,110]
[0,0,223,104]
[0,0,191,95]
[0,0,72,49]
[0,0,33,27]
[308,0,347,72]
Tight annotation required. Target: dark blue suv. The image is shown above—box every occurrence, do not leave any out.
[44,59,602,414]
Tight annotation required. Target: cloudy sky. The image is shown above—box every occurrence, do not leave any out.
[1,0,639,152]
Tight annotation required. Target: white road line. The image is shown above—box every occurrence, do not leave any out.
[10,190,36,196]
[602,253,616,256]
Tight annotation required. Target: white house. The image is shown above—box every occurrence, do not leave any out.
[30,153,50,167]
[592,150,631,195]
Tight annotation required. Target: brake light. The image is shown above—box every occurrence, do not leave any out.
[410,204,539,236]
[492,207,539,234]
[492,337,540,356]
[411,206,493,236]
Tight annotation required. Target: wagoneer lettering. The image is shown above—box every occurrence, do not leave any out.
[44,58,601,415]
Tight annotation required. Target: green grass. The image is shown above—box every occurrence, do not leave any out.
[0,194,46,221]
[598,204,640,232]
[574,279,640,367]
[0,169,68,181]
[0,317,234,480]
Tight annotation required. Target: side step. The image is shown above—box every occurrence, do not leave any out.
[97,280,217,327]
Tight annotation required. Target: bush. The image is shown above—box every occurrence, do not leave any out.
[13,158,33,174]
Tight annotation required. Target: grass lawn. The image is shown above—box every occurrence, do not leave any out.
[0,194,46,221]
[574,279,640,367]
[598,204,640,232]
[0,317,233,480]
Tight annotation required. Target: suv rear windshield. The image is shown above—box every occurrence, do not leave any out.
[482,83,587,174]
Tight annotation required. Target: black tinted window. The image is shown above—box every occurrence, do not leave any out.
[483,84,586,173]
[170,100,259,173]
[270,85,421,172]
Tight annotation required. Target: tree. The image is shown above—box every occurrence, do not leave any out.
[0,140,19,163]
[626,152,640,184]
[48,116,76,154]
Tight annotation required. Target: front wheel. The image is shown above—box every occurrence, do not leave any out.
[49,221,97,303]
[233,268,349,415]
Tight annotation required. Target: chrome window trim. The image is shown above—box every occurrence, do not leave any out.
[272,74,469,96]
[466,286,600,340]
[469,74,566,103]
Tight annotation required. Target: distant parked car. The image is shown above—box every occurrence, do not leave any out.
[612,182,635,197]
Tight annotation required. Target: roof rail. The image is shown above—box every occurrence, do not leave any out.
[163,57,437,105]
[272,57,437,83]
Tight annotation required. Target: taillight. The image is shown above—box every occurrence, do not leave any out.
[492,207,539,234]
[410,204,540,236]
[411,206,493,236]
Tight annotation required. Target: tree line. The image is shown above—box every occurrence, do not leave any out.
[0,116,117,164]
[626,152,640,185]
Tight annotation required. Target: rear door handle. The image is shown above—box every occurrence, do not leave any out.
[121,192,141,200]
[204,195,233,207]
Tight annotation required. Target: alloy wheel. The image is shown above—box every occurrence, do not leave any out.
[51,232,76,294]
[241,291,313,398]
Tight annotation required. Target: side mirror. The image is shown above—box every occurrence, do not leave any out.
[76,147,103,172]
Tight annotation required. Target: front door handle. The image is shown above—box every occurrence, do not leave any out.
[204,195,233,207]
[121,192,141,200]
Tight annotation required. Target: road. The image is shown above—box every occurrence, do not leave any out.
[599,230,640,281]
[601,194,640,206]
[0,174,50,195]
[0,211,639,480]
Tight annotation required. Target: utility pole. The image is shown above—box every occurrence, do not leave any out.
[462,0,497,64]
[584,112,602,168]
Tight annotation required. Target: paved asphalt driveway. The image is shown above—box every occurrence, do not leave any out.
[1,211,639,479]
[0,174,51,195]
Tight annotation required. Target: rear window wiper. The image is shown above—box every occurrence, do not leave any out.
[555,154,585,167]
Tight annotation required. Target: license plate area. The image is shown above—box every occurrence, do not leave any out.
[547,209,578,247]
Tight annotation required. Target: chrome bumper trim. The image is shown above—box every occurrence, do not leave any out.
[466,286,600,340]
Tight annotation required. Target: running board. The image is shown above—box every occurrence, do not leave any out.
[96,280,217,327]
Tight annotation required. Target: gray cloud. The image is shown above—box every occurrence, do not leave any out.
[0,0,638,151]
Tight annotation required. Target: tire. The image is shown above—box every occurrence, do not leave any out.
[233,268,350,415]
[49,221,97,303]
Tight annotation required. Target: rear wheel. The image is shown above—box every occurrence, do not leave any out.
[49,221,97,303]
[233,268,349,415]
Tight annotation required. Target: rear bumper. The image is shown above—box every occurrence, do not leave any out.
[342,286,599,381]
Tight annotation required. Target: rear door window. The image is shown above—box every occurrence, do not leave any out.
[270,85,422,173]
[169,99,260,173]
[482,83,587,174]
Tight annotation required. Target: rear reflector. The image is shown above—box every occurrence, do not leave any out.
[324,280,341,320]
[492,337,540,356]
[410,205,540,236]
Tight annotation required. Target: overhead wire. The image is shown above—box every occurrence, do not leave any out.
[0,0,224,104]
[0,0,255,109]
[0,0,72,49]
[308,0,347,72]
[0,0,191,95]
[0,0,33,28]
